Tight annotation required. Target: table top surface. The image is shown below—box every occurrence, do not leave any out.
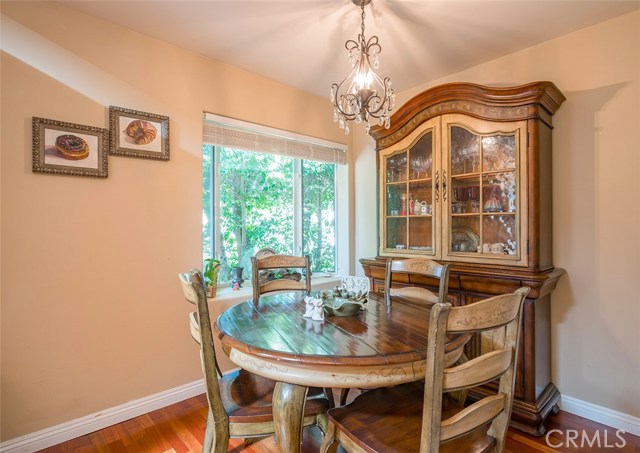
[215,292,468,367]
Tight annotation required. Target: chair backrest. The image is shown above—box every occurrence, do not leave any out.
[419,287,530,453]
[385,258,451,305]
[250,254,311,302]
[179,269,228,426]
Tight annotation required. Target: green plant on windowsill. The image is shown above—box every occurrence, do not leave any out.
[203,258,221,298]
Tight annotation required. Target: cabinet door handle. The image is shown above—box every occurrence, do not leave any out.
[435,171,440,202]
[443,169,448,201]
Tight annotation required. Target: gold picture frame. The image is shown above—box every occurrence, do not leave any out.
[109,106,169,161]
[32,117,108,178]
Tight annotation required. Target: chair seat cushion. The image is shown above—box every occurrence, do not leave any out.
[220,368,329,423]
[327,381,495,453]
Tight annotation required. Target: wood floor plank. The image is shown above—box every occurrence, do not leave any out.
[38,394,640,452]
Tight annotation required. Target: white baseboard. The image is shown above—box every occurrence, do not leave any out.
[0,380,206,453]
[4,381,639,452]
[560,394,640,436]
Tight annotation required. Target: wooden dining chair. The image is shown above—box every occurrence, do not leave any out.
[250,254,311,302]
[337,259,451,408]
[320,287,530,453]
[179,269,329,452]
[385,258,451,306]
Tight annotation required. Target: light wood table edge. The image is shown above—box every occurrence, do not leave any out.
[229,348,463,389]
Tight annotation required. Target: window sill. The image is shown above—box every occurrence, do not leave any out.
[208,275,343,306]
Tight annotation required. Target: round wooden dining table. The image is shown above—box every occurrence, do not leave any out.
[215,291,469,453]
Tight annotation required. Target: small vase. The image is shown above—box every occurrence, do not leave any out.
[231,266,244,289]
[206,285,217,298]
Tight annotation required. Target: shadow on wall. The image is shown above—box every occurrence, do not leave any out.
[552,82,627,323]
[551,82,632,411]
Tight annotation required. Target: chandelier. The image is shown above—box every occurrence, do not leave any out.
[330,0,395,135]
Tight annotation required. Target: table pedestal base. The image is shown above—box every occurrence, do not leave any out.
[273,382,309,451]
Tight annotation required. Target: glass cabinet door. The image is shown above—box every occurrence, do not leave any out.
[444,115,527,264]
[381,123,437,256]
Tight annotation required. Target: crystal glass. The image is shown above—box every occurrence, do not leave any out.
[450,126,480,175]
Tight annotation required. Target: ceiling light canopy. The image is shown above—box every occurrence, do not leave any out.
[330,0,395,135]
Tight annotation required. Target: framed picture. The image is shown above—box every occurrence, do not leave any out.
[109,106,169,161]
[32,117,108,178]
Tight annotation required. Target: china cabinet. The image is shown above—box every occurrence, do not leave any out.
[361,82,566,436]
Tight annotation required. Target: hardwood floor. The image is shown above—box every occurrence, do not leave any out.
[39,393,639,452]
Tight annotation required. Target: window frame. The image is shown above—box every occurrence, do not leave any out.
[202,113,350,285]
[204,145,341,283]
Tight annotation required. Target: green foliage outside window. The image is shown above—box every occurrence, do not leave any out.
[302,161,336,273]
[203,145,336,283]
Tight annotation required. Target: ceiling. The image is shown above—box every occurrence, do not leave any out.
[61,1,639,98]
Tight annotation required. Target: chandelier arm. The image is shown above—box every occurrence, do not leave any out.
[365,36,381,53]
[345,39,359,52]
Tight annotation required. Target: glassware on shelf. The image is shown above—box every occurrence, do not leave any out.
[386,153,407,183]
[400,193,407,215]
[451,126,480,175]
[482,214,517,255]
[483,196,502,212]
[468,186,480,212]
[409,132,433,180]
[482,135,516,171]
[453,185,469,213]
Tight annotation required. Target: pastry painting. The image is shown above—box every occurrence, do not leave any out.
[32,117,108,178]
[119,117,161,151]
[109,106,169,161]
[44,129,99,169]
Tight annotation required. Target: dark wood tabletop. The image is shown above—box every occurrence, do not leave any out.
[215,291,470,453]
[215,291,468,368]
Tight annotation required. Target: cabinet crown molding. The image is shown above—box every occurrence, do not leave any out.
[370,82,566,147]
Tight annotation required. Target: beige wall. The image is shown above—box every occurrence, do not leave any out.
[2,1,638,443]
[354,11,640,417]
[0,1,349,440]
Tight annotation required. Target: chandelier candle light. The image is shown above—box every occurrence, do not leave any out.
[331,0,395,134]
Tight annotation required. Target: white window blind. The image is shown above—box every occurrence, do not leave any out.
[203,112,348,165]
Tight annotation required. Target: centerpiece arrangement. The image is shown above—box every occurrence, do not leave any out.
[304,285,368,320]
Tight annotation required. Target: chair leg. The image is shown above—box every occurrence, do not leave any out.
[202,409,214,452]
[320,421,338,453]
[203,408,230,453]
[324,387,336,408]
[317,412,329,434]
[339,388,350,406]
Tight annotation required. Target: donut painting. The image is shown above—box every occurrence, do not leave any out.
[109,106,169,161]
[32,117,108,178]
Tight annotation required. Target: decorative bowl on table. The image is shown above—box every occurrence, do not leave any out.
[323,297,366,317]
[317,284,368,317]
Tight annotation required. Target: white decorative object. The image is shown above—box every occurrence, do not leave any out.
[311,298,325,321]
[304,296,325,321]
[341,276,370,296]
[303,296,315,318]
